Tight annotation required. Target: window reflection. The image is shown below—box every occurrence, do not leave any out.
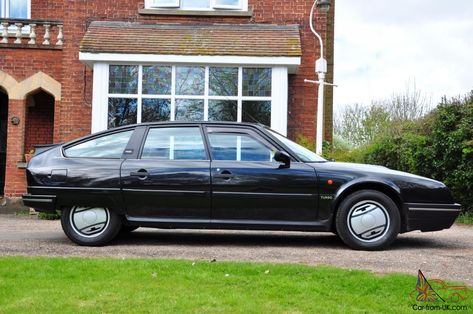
[142,99,171,122]
[176,66,205,96]
[108,98,137,129]
[242,101,271,126]
[175,99,204,121]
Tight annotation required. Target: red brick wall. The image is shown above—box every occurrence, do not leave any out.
[1,0,335,196]
[54,0,333,142]
[4,99,27,196]
[24,92,55,153]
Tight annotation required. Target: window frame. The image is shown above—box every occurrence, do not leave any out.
[62,128,135,160]
[211,0,242,10]
[0,0,31,19]
[107,64,272,128]
[148,0,180,8]
[145,0,246,11]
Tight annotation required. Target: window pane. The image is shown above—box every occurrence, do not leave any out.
[214,0,240,7]
[142,99,171,123]
[108,98,137,129]
[176,67,205,96]
[209,67,238,96]
[243,68,272,97]
[142,66,172,95]
[242,101,271,126]
[109,65,138,94]
[149,0,179,7]
[209,133,273,162]
[9,0,28,18]
[142,127,206,160]
[65,130,133,158]
[175,99,204,121]
[181,0,210,9]
[208,100,237,122]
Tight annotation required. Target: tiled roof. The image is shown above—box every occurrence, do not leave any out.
[80,21,302,57]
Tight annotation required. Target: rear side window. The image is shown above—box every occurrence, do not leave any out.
[208,133,274,161]
[64,130,133,158]
[141,127,206,160]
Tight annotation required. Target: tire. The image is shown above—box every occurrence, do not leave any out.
[119,225,139,234]
[61,206,122,246]
[335,190,400,250]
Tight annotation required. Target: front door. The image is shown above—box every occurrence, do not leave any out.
[206,126,319,223]
[121,126,211,220]
[0,92,8,196]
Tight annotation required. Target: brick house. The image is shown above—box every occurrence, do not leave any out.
[0,0,334,199]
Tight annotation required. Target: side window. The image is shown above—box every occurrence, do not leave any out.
[208,133,274,161]
[142,127,206,160]
[64,130,133,158]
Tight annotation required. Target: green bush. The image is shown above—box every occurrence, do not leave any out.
[38,211,61,220]
[422,93,473,211]
[344,92,473,212]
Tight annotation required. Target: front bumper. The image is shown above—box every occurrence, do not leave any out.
[404,203,462,232]
[22,194,57,212]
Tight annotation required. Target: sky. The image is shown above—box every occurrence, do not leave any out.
[333,0,473,109]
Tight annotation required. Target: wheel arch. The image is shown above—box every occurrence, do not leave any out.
[331,180,406,232]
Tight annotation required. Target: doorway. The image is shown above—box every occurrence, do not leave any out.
[0,90,8,195]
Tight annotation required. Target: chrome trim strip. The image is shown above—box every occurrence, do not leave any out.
[23,198,54,203]
[28,186,121,191]
[409,207,461,212]
[213,191,315,197]
[126,216,323,227]
[122,189,207,195]
[126,216,210,224]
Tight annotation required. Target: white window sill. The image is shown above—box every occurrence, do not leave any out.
[138,8,253,17]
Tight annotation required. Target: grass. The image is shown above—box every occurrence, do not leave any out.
[457,212,473,225]
[0,257,470,313]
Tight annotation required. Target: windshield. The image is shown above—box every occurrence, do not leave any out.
[267,129,326,162]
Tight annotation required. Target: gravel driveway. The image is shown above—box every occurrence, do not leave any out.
[1,214,472,285]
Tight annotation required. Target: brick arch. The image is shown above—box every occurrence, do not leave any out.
[13,72,61,101]
[0,70,19,98]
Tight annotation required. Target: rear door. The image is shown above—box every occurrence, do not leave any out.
[121,125,211,220]
[205,126,318,223]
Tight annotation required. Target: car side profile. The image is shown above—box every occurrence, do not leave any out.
[22,122,461,250]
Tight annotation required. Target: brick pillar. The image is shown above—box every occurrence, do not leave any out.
[4,99,27,197]
[53,99,61,143]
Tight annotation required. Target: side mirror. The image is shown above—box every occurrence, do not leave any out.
[274,151,291,168]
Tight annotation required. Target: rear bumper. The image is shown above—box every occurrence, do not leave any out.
[404,203,462,232]
[22,194,57,212]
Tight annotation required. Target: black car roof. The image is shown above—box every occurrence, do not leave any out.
[105,121,268,132]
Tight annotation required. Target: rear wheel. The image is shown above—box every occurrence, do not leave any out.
[61,206,121,246]
[336,190,400,250]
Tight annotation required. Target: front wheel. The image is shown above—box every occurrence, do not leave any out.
[61,206,122,246]
[336,190,400,250]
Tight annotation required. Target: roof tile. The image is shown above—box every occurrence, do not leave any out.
[80,21,302,57]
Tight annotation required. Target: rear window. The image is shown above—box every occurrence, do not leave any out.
[64,130,133,158]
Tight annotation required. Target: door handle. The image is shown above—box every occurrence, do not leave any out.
[130,169,149,180]
[214,170,234,180]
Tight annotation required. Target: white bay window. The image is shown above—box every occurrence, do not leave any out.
[91,63,288,135]
[106,64,273,129]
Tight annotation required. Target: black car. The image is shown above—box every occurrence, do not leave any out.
[22,122,461,250]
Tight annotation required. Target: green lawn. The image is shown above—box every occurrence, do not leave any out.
[457,212,473,225]
[0,257,470,313]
